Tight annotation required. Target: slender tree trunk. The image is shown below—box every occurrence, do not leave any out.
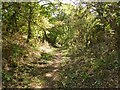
[42,29,47,43]
[26,3,32,43]
[13,10,18,32]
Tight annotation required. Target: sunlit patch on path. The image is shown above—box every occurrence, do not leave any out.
[39,42,53,53]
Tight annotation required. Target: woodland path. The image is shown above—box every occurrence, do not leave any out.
[26,45,65,88]
[39,49,62,88]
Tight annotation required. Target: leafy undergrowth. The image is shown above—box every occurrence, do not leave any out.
[2,33,119,88]
[60,63,118,88]
[59,52,119,88]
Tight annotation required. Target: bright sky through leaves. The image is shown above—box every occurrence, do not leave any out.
[39,0,79,6]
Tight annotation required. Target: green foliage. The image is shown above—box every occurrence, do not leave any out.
[12,44,25,58]
[3,72,13,81]
[41,52,53,60]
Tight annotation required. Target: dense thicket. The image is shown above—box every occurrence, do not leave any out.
[2,1,120,88]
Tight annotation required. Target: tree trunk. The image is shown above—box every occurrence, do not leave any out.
[26,3,32,43]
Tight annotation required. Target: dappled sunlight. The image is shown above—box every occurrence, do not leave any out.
[31,85,43,88]
[45,72,53,78]
[36,64,47,68]
[39,42,53,53]
[53,64,59,68]
[53,69,58,72]
[45,69,60,81]
[28,82,44,88]
[3,1,119,88]
[48,61,54,65]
